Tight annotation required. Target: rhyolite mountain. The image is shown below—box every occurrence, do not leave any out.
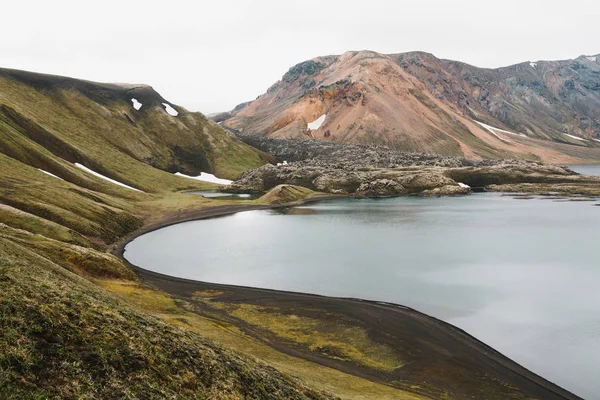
[219,51,600,163]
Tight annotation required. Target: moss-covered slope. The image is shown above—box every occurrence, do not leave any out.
[0,235,332,400]
[0,68,335,399]
[0,67,271,186]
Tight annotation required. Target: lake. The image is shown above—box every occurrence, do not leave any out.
[125,193,600,399]
[568,163,600,176]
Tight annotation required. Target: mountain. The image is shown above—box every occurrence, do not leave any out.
[220,51,600,163]
[0,67,271,184]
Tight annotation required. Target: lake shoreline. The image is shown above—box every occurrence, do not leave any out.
[112,194,582,400]
[110,193,346,259]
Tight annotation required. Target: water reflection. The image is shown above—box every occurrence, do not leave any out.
[187,190,259,200]
[270,207,317,215]
[567,164,600,176]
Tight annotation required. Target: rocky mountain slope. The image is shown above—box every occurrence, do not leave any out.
[220,51,600,163]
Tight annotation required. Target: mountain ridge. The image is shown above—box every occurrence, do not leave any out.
[220,50,600,163]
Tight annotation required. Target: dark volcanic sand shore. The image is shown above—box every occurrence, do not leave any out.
[112,197,582,400]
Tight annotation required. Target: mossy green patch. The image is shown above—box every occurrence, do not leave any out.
[224,303,403,372]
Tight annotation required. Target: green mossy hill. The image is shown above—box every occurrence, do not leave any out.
[0,152,145,244]
[259,184,315,204]
[0,67,273,245]
[0,67,271,189]
[0,237,334,400]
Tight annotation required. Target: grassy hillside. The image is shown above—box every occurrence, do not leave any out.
[0,69,336,399]
[0,68,271,185]
[0,67,275,242]
[0,234,332,399]
[0,68,424,399]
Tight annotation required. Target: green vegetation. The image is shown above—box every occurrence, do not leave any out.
[223,303,403,372]
[258,184,316,204]
[100,281,424,400]
[0,68,270,187]
[0,238,331,399]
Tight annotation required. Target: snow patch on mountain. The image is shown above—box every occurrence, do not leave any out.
[474,120,527,142]
[174,172,232,185]
[38,169,63,180]
[131,98,142,110]
[564,133,588,142]
[75,163,143,192]
[163,103,178,116]
[307,114,326,130]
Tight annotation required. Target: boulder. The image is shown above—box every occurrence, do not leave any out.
[354,179,405,197]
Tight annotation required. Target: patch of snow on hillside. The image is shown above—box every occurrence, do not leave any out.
[475,121,526,137]
[131,98,142,110]
[594,138,600,143]
[174,172,232,185]
[564,134,588,142]
[75,163,143,192]
[458,182,470,189]
[529,62,537,69]
[476,124,509,142]
[307,114,326,130]
[473,120,529,143]
[38,169,64,180]
[277,161,288,166]
[586,56,597,62]
[163,103,178,116]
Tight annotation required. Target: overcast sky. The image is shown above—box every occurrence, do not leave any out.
[2,0,598,113]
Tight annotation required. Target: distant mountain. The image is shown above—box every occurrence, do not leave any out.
[221,51,600,163]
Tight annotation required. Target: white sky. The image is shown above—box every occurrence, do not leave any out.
[2,0,598,114]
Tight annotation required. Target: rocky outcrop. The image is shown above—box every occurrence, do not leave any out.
[236,134,468,167]
[227,138,600,198]
[354,179,405,198]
